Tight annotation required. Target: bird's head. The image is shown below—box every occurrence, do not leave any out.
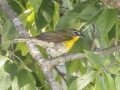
[68,29,84,38]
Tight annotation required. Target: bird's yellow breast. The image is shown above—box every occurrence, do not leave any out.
[64,36,79,52]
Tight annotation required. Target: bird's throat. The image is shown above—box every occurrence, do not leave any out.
[64,36,79,52]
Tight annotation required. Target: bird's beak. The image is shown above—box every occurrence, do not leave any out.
[79,34,84,38]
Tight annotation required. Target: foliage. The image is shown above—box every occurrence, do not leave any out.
[0,0,120,90]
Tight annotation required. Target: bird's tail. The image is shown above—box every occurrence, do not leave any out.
[13,38,54,47]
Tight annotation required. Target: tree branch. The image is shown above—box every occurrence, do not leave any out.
[100,0,120,11]
[49,44,119,66]
[0,0,62,90]
[54,66,68,85]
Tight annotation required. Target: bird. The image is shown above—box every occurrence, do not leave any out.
[14,29,84,57]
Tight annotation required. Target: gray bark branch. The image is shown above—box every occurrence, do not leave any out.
[100,0,120,11]
[49,45,119,66]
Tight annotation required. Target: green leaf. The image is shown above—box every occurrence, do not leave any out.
[68,71,97,90]
[12,69,36,90]
[0,61,18,90]
[68,60,86,74]
[35,0,55,30]
[84,50,104,67]
[9,1,23,15]
[94,75,103,90]
[77,7,99,20]
[68,60,81,73]
[0,46,2,53]
[116,52,120,63]
[56,3,99,30]
[109,64,120,76]
[28,0,43,14]
[29,25,38,37]
[97,9,117,39]
[115,18,120,45]
[1,19,19,49]
[4,61,18,80]
[68,59,87,74]
[115,75,120,90]
[103,72,116,90]
[0,54,10,67]
[88,9,103,24]
[56,2,86,30]
[56,13,79,30]
[49,3,60,30]
[25,12,35,30]
[19,10,35,31]
[0,68,11,90]
[27,12,35,23]
[1,40,12,49]
[38,46,48,59]
[62,0,73,10]
[19,12,31,23]
[16,42,29,56]
[34,62,45,85]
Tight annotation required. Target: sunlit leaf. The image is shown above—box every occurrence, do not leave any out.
[0,61,18,90]
[0,55,10,67]
[115,75,120,90]
[15,42,29,56]
[0,69,11,90]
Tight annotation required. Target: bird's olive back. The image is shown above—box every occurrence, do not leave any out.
[36,29,80,42]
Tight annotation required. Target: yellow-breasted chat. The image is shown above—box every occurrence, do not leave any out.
[14,29,84,57]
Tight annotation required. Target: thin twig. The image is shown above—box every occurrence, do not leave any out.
[4,49,32,72]
[54,66,68,86]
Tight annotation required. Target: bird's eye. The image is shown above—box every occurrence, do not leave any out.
[74,31,80,36]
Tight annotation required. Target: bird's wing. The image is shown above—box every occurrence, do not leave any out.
[36,30,73,42]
